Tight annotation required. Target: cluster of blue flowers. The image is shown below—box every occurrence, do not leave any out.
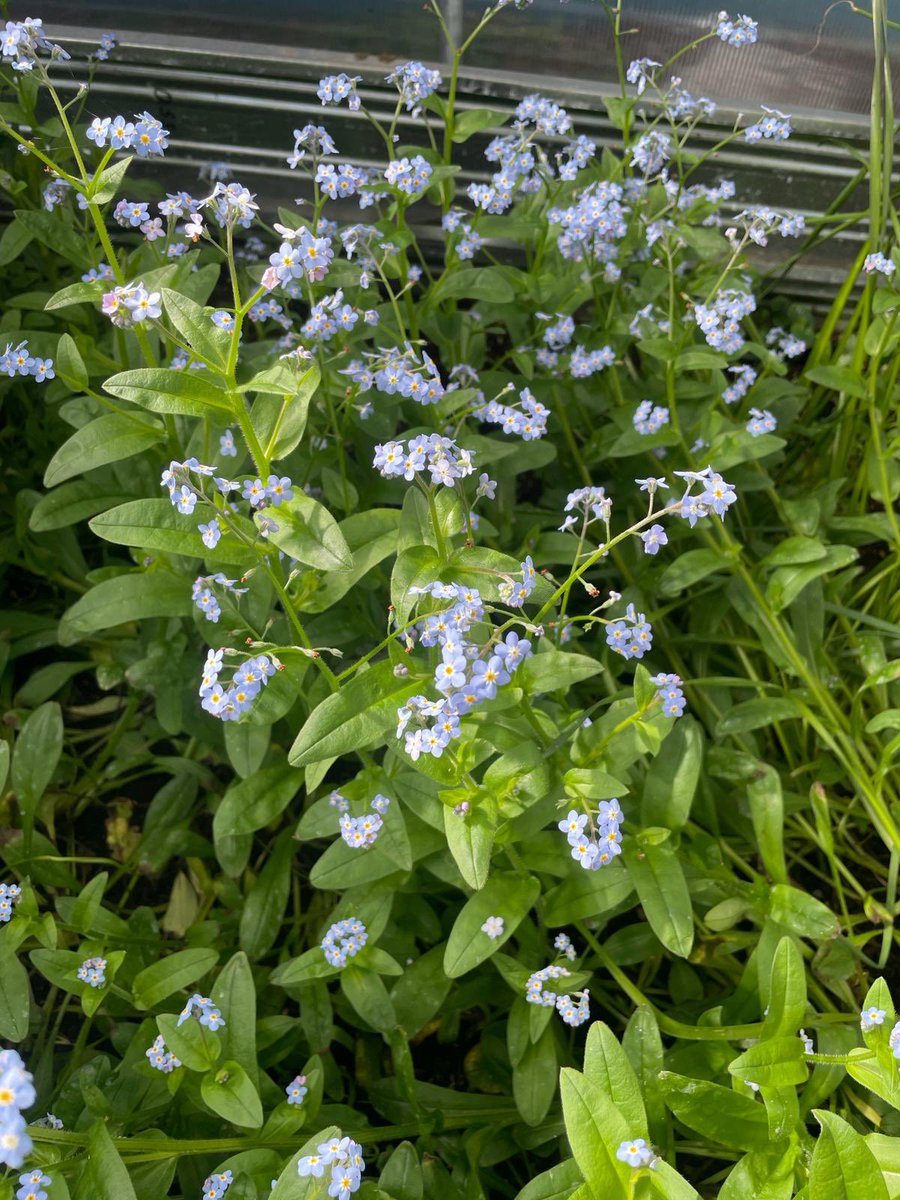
[716,12,758,46]
[202,1170,233,1200]
[559,799,624,872]
[16,1167,53,1200]
[0,1050,35,1170]
[177,993,225,1030]
[722,363,757,405]
[569,344,615,378]
[694,288,756,354]
[386,60,442,114]
[442,210,483,259]
[549,179,628,264]
[746,407,777,436]
[315,162,366,201]
[766,326,806,359]
[339,794,390,848]
[146,1034,181,1073]
[397,578,533,761]
[321,918,368,968]
[558,486,611,534]
[373,435,476,487]
[525,958,590,1027]
[0,882,22,923]
[102,280,162,327]
[744,106,792,143]
[468,386,549,440]
[77,956,107,988]
[864,251,895,277]
[317,73,362,110]
[192,574,249,624]
[606,604,653,660]
[652,672,686,718]
[267,230,334,284]
[0,17,68,70]
[285,1075,308,1106]
[633,400,669,435]
[298,1133,366,1199]
[733,205,805,247]
[93,31,116,60]
[0,341,53,382]
[199,650,276,720]
[384,155,433,197]
[631,130,672,177]
[86,111,168,156]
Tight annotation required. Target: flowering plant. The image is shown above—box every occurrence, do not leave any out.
[0,2,899,1198]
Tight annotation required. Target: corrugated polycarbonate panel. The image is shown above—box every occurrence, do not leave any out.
[9,1,896,302]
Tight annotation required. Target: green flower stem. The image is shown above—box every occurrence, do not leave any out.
[31,1108,519,1164]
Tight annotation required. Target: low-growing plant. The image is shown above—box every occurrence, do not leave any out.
[0,2,898,1199]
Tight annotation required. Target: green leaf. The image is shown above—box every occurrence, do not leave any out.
[729,1036,808,1088]
[156,1012,222,1071]
[513,1022,557,1126]
[444,871,540,977]
[543,862,634,926]
[718,697,805,735]
[249,363,319,460]
[391,946,452,1038]
[622,840,694,957]
[429,266,515,304]
[810,1110,889,1200]
[379,1142,424,1200]
[659,548,732,596]
[30,481,131,533]
[85,1121,139,1200]
[718,1146,797,1200]
[89,498,249,564]
[302,508,401,613]
[44,413,165,487]
[450,107,508,142]
[641,716,702,829]
[201,1060,264,1128]
[212,951,259,1086]
[747,767,788,884]
[0,951,30,1041]
[58,571,191,645]
[805,365,869,400]
[161,287,230,369]
[520,650,602,692]
[44,279,105,311]
[559,1068,629,1198]
[289,662,423,767]
[766,546,858,613]
[265,492,354,572]
[269,1127,340,1199]
[132,948,219,1010]
[89,155,133,204]
[13,208,85,266]
[341,964,396,1033]
[444,805,494,890]
[239,832,293,959]
[55,332,88,389]
[514,1159,582,1200]
[762,937,807,1039]
[104,367,233,416]
[12,701,63,815]
[0,218,34,268]
[214,763,301,841]
[769,884,839,941]
[658,1072,769,1150]
[583,1022,646,1133]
